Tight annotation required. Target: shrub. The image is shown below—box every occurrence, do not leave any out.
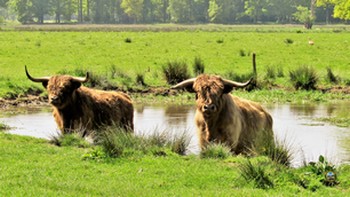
[284,38,294,44]
[277,66,284,78]
[0,122,10,130]
[239,49,246,57]
[308,155,339,186]
[162,60,190,85]
[265,65,276,80]
[200,143,232,159]
[193,56,205,76]
[95,127,191,158]
[289,65,318,90]
[239,159,274,189]
[225,71,253,83]
[136,73,146,86]
[49,133,91,148]
[326,67,339,84]
[216,38,224,44]
[124,37,132,43]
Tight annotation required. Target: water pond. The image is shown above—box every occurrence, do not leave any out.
[1,102,349,166]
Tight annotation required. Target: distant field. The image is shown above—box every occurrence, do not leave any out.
[0,24,350,98]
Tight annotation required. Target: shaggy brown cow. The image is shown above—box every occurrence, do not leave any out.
[172,74,273,154]
[25,66,134,134]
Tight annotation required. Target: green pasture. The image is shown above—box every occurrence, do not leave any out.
[0,25,350,100]
[1,132,350,196]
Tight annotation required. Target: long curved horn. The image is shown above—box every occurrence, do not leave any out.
[222,77,253,88]
[171,78,196,90]
[72,72,89,83]
[25,65,50,83]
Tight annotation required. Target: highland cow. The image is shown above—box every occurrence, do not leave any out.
[172,74,273,154]
[25,66,134,135]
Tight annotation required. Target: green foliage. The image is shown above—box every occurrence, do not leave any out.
[94,127,191,158]
[124,37,132,43]
[192,56,205,76]
[0,122,10,130]
[293,6,315,29]
[239,159,274,189]
[49,133,91,148]
[135,73,146,86]
[326,67,339,84]
[264,65,276,80]
[162,60,190,85]
[294,155,339,190]
[284,38,294,44]
[289,65,318,90]
[252,131,293,166]
[200,143,232,159]
[1,133,350,195]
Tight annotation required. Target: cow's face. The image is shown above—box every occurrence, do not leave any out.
[171,74,253,119]
[46,76,82,109]
[25,66,89,109]
[193,75,225,118]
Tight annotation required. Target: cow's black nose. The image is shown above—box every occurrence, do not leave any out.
[204,104,215,112]
[50,96,59,104]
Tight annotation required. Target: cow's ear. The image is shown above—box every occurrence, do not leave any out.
[223,85,234,94]
[42,81,48,89]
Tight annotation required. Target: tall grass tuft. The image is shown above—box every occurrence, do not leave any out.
[193,56,205,76]
[136,73,146,86]
[0,122,10,130]
[162,60,190,85]
[94,127,191,158]
[94,127,137,158]
[326,67,339,84]
[49,132,91,148]
[284,38,294,44]
[200,143,232,159]
[289,65,318,90]
[239,159,274,189]
[252,130,293,166]
[225,71,254,83]
[277,66,285,78]
[265,65,276,80]
[124,37,132,43]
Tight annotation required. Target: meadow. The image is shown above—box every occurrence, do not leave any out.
[1,25,350,196]
[0,24,350,101]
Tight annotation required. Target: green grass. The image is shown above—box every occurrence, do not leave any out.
[1,25,350,101]
[1,132,350,196]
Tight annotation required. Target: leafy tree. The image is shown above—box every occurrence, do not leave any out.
[0,0,9,7]
[293,5,315,29]
[9,0,34,23]
[328,0,350,20]
[208,0,244,24]
[316,0,334,23]
[244,0,270,23]
[168,0,191,23]
[121,0,143,23]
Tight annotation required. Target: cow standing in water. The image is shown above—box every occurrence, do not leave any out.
[172,74,273,154]
[25,66,134,135]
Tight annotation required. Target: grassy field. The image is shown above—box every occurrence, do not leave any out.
[1,25,350,196]
[1,132,350,196]
[0,24,350,101]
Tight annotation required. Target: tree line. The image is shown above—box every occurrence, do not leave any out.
[0,0,349,26]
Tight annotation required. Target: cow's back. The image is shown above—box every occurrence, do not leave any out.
[78,87,134,131]
[231,95,273,153]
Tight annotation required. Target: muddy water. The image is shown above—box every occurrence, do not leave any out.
[1,102,349,166]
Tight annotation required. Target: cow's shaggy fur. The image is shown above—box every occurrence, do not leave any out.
[172,74,273,154]
[25,68,133,134]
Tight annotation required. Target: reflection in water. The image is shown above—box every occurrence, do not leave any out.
[0,102,349,166]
